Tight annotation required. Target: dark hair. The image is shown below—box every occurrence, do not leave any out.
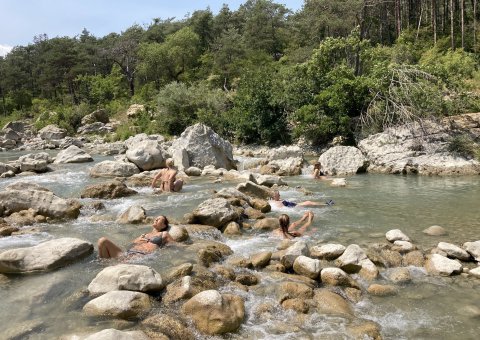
[156,215,170,230]
[279,214,299,238]
[314,162,321,170]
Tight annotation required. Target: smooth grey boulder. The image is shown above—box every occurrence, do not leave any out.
[0,238,93,273]
[236,181,273,200]
[335,244,368,273]
[90,160,140,178]
[88,264,164,295]
[423,225,447,236]
[83,290,151,319]
[310,244,346,260]
[126,140,165,171]
[38,124,67,140]
[292,255,321,279]
[320,267,359,288]
[170,123,235,170]
[319,146,368,175]
[437,242,471,261]
[181,290,245,335]
[54,145,93,164]
[0,185,81,218]
[116,205,146,224]
[191,198,238,228]
[386,229,411,242]
[425,254,463,276]
[463,241,480,261]
[267,157,304,176]
[81,329,150,340]
[281,241,310,269]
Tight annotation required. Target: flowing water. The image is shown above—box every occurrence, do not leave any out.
[0,151,479,339]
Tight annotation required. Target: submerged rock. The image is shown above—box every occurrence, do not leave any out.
[423,225,447,236]
[79,329,150,340]
[81,180,137,199]
[0,238,93,273]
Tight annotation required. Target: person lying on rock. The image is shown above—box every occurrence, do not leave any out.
[270,190,334,208]
[151,158,184,192]
[272,211,314,239]
[97,215,174,258]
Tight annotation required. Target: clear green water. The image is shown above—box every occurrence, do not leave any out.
[0,152,479,339]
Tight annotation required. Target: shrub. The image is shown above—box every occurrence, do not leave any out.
[447,134,479,159]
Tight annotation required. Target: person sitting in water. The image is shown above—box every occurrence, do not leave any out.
[151,158,184,192]
[313,162,327,179]
[97,215,174,258]
[272,211,314,239]
[270,190,334,208]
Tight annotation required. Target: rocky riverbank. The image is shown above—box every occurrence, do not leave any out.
[0,121,479,339]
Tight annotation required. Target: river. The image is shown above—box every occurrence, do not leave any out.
[0,151,479,339]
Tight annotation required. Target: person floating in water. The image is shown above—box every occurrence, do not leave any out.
[151,158,184,192]
[313,162,328,179]
[270,190,334,209]
[272,211,314,239]
[97,215,174,258]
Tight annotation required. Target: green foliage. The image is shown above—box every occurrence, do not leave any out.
[76,65,128,104]
[33,103,91,134]
[448,134,480,160]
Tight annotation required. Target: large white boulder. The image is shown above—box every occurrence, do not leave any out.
[292,255,321,279]
[54,145,93,164]
[170,124,235,170]
[425,254,463,276]
[319,146,368,176]
[463,241,480,261]
[0,238,93,273]
[88,264,164,295]
[38,124,67,140]
[126,140,166,171]
[83,290,151,319]
[90,160,140,178]
[437,242,471,261]
[191,198,238,228]
[386,229,411,242]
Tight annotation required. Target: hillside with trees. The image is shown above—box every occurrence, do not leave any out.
[0,0,479,147]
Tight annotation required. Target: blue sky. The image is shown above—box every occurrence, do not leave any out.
[0,0,304,56]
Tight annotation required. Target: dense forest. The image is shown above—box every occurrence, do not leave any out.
[0,0,479,146]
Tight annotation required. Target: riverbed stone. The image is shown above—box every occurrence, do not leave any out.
[141,313,195,340]
[463,241,480,261]
[39,124,67,140]
[170,123,236,170]
[367,284,398,296]
[425,254,463,276]
[310,244,346,260]
[254,174,287,187]
[90,160,140,178]
[222,221,241,235]
[386,229,411,242]
[277,281,314,302]
[81,180,137,199]
[320,267,359,288]
[79,329,150,340]
[335,244,367,273]
[469,267,480,278]
[83,290,151,319]
[387,267,412,283]
[281,298,310,314]
[403,250,425,267]
[251,251,272,268]
[293,255,321,279]
[423,225,447,236]
[244,207,265,220]
[437,242,471,261]
[168,225,189,242]
[88,264,164,295]
[392,240,415,253]
[0,182,81,219]
[0,237,93,273]
[236,181,273,200]
[181,290,245,335]
[116,206,146,224]
[191,198,238,228]
[281,241,310,269]
[54,145,93,164]
[319,146,368,175]
[313,289,354,317]
[164,263,194,284]
[235,273,258,286]
[126,140,166,171]
[253,217,279,231]
[347,320,382,340]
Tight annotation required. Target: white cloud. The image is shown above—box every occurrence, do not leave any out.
[0,44,13,57]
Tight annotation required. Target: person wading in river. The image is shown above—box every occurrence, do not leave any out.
[272,211,314,239]
[151,158,184,192]
[97,215,174,258]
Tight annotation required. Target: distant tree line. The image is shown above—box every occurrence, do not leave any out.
[0,0,479,145]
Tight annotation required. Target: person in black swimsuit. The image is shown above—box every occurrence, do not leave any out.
[270,190,334,208]
[97,215,174,259]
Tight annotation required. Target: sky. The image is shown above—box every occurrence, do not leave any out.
[0,0,304,56]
